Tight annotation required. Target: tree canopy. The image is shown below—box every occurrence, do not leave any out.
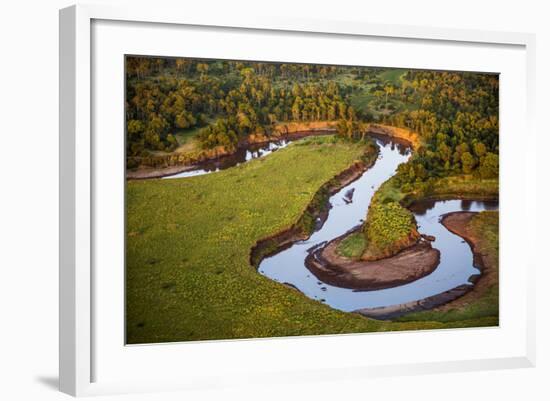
[126,56,498,180]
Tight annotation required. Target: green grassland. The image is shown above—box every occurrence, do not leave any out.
[406,175,499,203]
[126,137,499,344]
[379,68,407,85]
[373,174,499,209]
[127,136,374,343]
[174,126,202,145]
[336,232,366,260]
[347,69,409,118]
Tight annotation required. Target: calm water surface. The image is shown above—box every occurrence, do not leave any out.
[258,137,498,311]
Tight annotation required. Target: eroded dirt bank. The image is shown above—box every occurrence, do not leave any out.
[305,228,440,291]
[366,124,420,149]
[355,211,495,319]
[126,123,418,180]
[127,123,337,180]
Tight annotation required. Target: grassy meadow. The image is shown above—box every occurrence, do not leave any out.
[336,232,367,260]
[126,136,372,343]
[125,58,499,343]
[126,137,498,344]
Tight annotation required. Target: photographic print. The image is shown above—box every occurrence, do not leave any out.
[125,56,499,344]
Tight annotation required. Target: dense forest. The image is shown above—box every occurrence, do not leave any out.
[126,57,500,342]
[125,56,498,181]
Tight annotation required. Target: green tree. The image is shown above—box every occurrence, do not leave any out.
[127,120,144,138]
[461,152,476,174]
[408,165,416,182]
[384,85,394,109]
[474,142,487,158]
[479,152,499,178]
[437,142,452,163]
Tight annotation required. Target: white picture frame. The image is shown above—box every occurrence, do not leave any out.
[59,3,536,397]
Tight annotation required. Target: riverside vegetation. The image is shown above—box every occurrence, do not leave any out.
[397,211,499,323]
[126,136,497,343]
[125,56,499,343]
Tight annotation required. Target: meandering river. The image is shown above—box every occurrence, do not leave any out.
[258,136,498,312]
[162,133,497,313]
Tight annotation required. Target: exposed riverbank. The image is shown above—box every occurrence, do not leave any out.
[367,123,420,149]
[252,126,497,321]
[434,211,499,312]
[250,140,379,268]
[348,125,419,262]
[291,126,420,282]
[127,122,337,180]
[355,210,498,320]
[126,122,418,180]
[126,135,403,343]
[130,121,497,323]
[126,130,499,343]
[305,227,439,290]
